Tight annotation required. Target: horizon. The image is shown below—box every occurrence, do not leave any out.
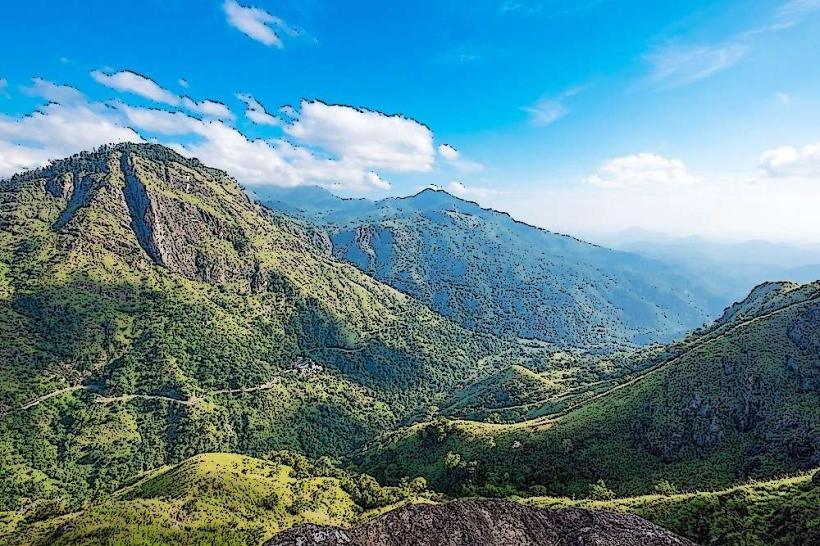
[1,0,820,243]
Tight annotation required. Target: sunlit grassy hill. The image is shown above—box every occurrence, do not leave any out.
[1,452,431,546]
[525,472,819,546]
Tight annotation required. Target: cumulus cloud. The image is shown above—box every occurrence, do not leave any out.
[22,77,85,104]
[181,97,233,119]
[586,153,696,189]
[0,86,140,177]
[111,101,393,191]
[285,101,436,173]
[92,69,234,120]
[2,75,459,193]
[223,0,298,47]
[178,78,189,88]
[438,143,459,161]
[237,93,280,126]
[760,141,820,178]
[92,69,178,104]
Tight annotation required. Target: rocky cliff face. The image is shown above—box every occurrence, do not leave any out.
[264,500,696,546]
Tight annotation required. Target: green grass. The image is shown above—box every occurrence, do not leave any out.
[524,472,820,546]
[360,281,820,498]
[1,452,434,546]
[4,455,815,546]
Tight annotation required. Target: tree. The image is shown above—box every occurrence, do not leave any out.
[588,479,615,500]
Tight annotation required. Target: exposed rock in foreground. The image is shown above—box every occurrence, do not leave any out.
[265,500,696,546]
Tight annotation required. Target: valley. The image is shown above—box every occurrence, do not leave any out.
[0,144,816,545]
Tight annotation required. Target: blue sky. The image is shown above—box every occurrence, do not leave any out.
[1,0,819,242]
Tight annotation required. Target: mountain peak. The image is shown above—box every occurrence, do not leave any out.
[3,143,267,283]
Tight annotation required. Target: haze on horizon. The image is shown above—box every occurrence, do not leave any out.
[1,0,819,244]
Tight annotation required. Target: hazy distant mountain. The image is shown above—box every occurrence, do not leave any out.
[593,230,820,302]
[259,186,729,350]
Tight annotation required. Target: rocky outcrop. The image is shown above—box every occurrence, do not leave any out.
[121,153,163,265]
[264,500,696,546]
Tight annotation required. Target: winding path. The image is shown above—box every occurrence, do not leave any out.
[4,375,290,416]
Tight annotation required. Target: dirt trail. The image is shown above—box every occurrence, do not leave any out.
[6,374,290,415]
[19,385,86,410]
[517,293,819,430]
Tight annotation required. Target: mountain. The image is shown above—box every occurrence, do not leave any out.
[359,281,820,497]
[0,143,505,510]
[258,186,728,350]
[437,345,666,423]
[595,232,820,304]
[265,499,695,546]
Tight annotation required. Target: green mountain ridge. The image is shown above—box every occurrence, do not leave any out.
[0,143,504,510]
[259,185,729,350]
[359,280,820,497]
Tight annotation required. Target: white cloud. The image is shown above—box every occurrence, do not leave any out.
[22,77,85,104]
[223,0,297,47]
[2,75,460,193]
[92,69,234,120]
[445,181,496,198]
[114,102,202,135]
[0,88,140,177]
[760,141,820,178]
[777,0,820,21]
[285,101,436,173]
[91,69,179,104]
[586,153,696,189]
[645,42,748,88]
[522,99,568,126]
[438,143,459,161]
[776,92,791,104]
[112,101,392,191]
[181,97,234,120]
[178,78,189,88]
[237,93,280,126]
[493,176,820,244]
[522,86,585,126]
[438,143,484,173]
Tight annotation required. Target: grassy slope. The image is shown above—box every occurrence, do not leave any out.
[438,344,668,423]
[525,472,819,546]
[4,455,816,546]
[1,452,431,546]
[359,281,820,497]
[0,144,503,510]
